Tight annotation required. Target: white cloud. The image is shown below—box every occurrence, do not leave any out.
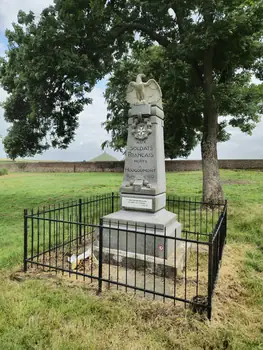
[186,121,263,160]
[0,0,53,31]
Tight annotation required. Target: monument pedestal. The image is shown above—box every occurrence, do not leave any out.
[100,209,181,259]
[96,209,185,275]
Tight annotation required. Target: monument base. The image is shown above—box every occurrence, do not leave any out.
[98,209,182,260]
[93,243,191,278]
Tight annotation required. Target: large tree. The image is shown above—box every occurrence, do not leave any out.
[1,0,263,202]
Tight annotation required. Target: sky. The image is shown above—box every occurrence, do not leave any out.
[0,1,262,161]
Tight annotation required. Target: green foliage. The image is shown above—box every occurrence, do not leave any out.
[0,6,109,158]
[1,0,263,160]
[0,168,8,176]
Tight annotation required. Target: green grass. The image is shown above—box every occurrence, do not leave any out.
[0,170,263,349]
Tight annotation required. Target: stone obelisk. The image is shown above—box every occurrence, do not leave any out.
[100,74,181,261]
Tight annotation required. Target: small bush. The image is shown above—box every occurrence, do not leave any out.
[0,168,8,176]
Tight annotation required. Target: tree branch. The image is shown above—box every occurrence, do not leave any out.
[112,22,171,47]
[172,4,204,85]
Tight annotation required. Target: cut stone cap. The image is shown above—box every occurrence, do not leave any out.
[128,104,164,119]
[102,208,177,230]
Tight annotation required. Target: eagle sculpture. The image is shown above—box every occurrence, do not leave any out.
[126,74,162,108]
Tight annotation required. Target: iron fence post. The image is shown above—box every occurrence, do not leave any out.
[224,200,227,244]
[98,218,103,293]
[207,233,213,320]
[24,209,28,272]
[111,192,114,213]
[79,199,82,244]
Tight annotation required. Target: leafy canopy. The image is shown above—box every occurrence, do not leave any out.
[1,0,263,159]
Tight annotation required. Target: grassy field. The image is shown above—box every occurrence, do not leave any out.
[0,171,263,349]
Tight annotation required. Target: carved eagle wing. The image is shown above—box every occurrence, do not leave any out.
[144,79,162,105]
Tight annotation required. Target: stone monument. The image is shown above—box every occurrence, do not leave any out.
[97,74,184,272]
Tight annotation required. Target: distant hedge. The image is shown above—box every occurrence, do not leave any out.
[0,168,8,176]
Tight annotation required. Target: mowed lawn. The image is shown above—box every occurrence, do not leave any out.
[0,171,262,349]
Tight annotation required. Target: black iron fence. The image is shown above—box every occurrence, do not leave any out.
[24,193,227,319]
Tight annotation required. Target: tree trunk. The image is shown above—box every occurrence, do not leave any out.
[202,47,224,204]
[201,112,224,204]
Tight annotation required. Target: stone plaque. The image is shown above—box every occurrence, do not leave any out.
[122,197,153,210]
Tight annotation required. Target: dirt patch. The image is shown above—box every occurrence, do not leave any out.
[21,246,209,305]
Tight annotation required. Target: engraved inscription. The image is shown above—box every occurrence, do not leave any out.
[134,159,148,164]
[145,174,155,179]
[128,152,154,158]
[122,197,153,209]
[126,143,155,178]
[127,146,154,159]
[125,167,156,173]
[128,146,153,151]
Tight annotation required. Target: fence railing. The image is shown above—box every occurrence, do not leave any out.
[23,193,227,319]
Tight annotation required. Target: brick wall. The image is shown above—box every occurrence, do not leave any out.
[0,161,124,173]
[0,159,263,173]
[219,159,263,169]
